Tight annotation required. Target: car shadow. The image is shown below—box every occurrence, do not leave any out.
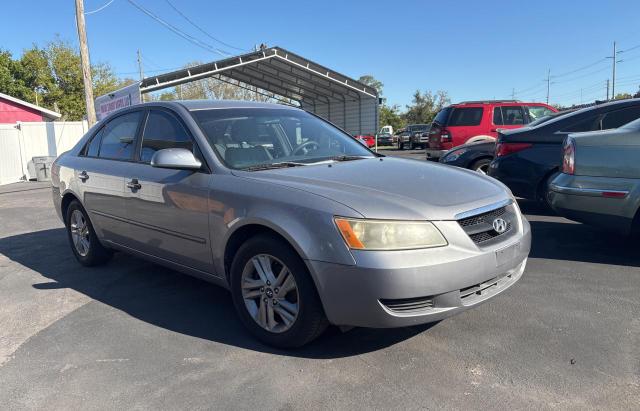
[528,219,640,267]
[0,228,434,358]
[516,199,557,217]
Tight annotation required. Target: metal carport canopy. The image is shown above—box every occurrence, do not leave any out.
[139,46,379,136]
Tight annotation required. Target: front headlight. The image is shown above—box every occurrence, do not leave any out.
[443,148,467,162]
[334,218,448,250]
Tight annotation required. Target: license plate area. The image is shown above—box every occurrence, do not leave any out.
[495,242,519,267]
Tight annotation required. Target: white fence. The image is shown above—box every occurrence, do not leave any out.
[0,121,88,185]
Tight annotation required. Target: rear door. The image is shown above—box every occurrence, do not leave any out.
[76,110,143,245]
[123,108,213,273]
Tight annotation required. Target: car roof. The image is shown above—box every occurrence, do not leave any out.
[130,99,300,111]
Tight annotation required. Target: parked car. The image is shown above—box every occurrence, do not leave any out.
[426,100,557,160]
[354,134,375,148]
[548,118,640,235]
[398,124,430,149]
[489,99,640,206]
[439,141,496,174]
[376,132,394,146]
[379,125,394,135]
[438,111,572,172]
[52,100,531,348]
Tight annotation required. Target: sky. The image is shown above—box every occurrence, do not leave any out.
[2,0,640,108]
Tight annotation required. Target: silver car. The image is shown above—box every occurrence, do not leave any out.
[52,101,531,348]
[549,118,640,235]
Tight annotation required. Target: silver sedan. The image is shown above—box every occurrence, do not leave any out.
[52,100,531,348]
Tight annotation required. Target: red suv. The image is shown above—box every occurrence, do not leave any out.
[426,100,557,160]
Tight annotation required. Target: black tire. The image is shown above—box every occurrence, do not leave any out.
[409,142,416,150]
[470,158,492,175]
[537,173,558,212]
[65,200,113,266]
[398,142,404,150]
[230,234,328,348]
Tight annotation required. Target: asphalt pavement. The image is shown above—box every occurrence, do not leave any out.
[0,165,638,410]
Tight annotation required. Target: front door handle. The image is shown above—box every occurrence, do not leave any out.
[78,171,89,182]
[126,178,142,190]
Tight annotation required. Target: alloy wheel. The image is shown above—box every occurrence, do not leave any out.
[241,254,299,333]
[69,209,90,257]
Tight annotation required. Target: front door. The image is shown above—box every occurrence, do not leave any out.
[124,108,213,273]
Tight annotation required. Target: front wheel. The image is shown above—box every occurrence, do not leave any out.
[230,234,328,348]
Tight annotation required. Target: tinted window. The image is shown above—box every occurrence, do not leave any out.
[501,106,525,125]
[433,107,451,124]
[562,115,600,132]
[493,107,503,125]
[601,106,640,130]
[84,128,103,157]
[140,110,193,163]
[98,112,142,160]
[448,108,483,126]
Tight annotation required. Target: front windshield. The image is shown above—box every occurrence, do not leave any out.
[191,108,375,170]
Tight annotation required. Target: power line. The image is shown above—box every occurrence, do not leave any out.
[552,58,608,78]
[126,0,228,56]
[164,0,246,53]
[85,0,115,15]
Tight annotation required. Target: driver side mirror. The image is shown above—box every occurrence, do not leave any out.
[150,148,202,170]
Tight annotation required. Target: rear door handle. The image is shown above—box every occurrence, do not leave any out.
[126,178,142,190]
[78,171,89,181]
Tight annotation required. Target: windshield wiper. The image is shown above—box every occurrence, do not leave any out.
[326,155,370,162]
[242,162,308,171]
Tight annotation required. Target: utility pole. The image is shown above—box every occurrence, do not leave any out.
[545,68,551,104]
[75,0,96,126]
[136,49,144,81]
[606,79,610,100]
[136,49,145,102]
[511,88,515,100]
[612,41,617,98]
[607,41,622,99]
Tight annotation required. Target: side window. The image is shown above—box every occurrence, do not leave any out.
[527,106,554,121]
[493,107,503,125]
[561,115,600,132]
[98,111,142,160]
[501,106,525,125]
[601,106,640,130]
[84,128,103,157]
[140,110,193,163]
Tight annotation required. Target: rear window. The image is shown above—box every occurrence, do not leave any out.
[433,107,451,124]
[447,107,483,126]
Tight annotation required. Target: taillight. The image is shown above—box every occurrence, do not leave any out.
[562,137,575,175]
[440,128,451,142]
[495,142,533,157]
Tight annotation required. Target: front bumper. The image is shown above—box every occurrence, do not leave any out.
[309,217,531,328]
[426,149,447,159]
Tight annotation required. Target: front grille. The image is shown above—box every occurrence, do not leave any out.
[380,296,434,314]
[457,205,515,245]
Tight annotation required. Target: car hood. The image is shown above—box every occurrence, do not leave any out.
[233,157,510,220]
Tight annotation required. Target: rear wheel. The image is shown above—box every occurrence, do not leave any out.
[537,173,558,211]
[470,158,492,175]
[230,234,328,348]
[65,200,113,266]
[398,141,404,150]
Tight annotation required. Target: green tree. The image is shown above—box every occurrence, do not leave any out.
[0,39,133,120]
[379,104,404,131]
[614,92,632,100]
[404,90,450,124]
[358,75,383,96]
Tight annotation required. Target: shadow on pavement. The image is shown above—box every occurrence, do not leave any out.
[516,199,557,217]
[0,228,433,358]
[528,219,640,267]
